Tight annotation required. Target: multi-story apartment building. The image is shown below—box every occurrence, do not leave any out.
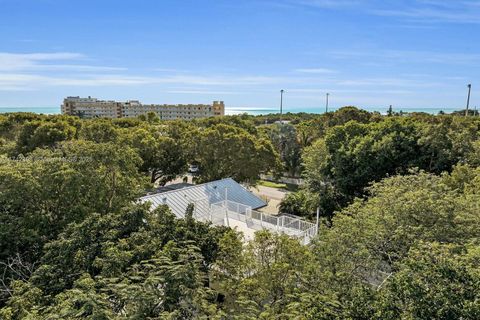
[61,96,225,120]
[61,96,122,118]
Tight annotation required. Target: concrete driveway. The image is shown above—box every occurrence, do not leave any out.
[249,185,289,215]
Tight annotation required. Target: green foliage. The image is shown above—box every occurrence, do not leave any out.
[261,123,302,177]
[194,124,281,183]
[302,116,480,214]
[105,243,221,318]
[278,189,318,219]
[1,203,228,318]
[314,168,480,277]
[40,274,114,320]
[194,114,257,135]
[305,118,419,197]
[0,140,145,303]
[417,116,480,172]
[213,231,315,318]
[120,126,188,184]
[79,119,119,143]
[376,242,480,320]
[31,203,227,293]
[16,120,77,154]
[305,167,480,314]
[467,140,480,166]
[1,110,479,318]
[0,137,15,155]
[1,166,479,318]
[0,280,43,320]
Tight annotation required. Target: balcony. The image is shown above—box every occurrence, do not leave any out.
[194,200,318,245]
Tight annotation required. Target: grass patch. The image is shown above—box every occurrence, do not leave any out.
[259,180,286,188]
[258,180,299,192]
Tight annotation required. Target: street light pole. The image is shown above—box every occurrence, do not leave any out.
[325,93,330,113]
[465,84,472,117]
[280,89,284,123]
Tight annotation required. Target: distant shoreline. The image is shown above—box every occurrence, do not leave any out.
[0,106,466,116]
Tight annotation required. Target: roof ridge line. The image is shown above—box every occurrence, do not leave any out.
[140,177,234,199]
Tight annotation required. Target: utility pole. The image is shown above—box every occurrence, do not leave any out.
[325,93,330,113]
[465,84,472,116]
[280,89,284,123]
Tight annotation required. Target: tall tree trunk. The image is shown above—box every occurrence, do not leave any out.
[151,169,158,184]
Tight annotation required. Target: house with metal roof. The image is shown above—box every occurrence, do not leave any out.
[139,178,318,244]
[139,178,266,218]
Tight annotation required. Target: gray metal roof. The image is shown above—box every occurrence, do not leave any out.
[139,178,266,219]
[146,182,193,195]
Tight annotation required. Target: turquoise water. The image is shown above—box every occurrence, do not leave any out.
[226,106,461,115]
[0,107,61,114]
[0,106,462,115]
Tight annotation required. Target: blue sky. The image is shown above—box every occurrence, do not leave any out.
[0,0,479,112]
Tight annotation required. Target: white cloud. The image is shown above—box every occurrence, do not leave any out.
[152,75,287,86]
[286,0,480,24]
[28,64,127,72]
[0,60,293,90]
[0,52,84,71]
[0,50,467,111]
[0,52,126,72]
[371,7,480,24]
[330,49,480,65]
[0,52,254,89]
[288,88,413,94]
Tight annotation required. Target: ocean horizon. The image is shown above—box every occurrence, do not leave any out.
[0,106,466,116]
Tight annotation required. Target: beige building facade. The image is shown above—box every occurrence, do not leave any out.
[61,96,225,120]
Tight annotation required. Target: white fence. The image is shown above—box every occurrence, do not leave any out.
[209,200,318,245]
[260,174,305,186]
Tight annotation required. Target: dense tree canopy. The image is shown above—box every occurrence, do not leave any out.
[193,124,281,183]
[302,116,480,215]
[260,123,302,177]
[0,109,479,318]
